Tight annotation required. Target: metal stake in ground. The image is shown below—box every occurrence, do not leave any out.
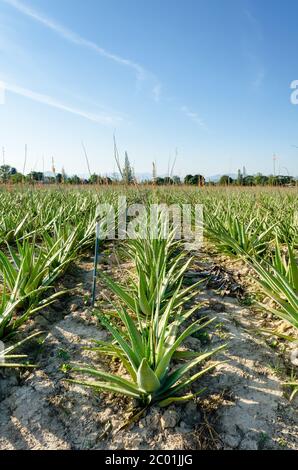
[91,221,100,307]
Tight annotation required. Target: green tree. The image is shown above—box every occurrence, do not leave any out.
[56,173,63,184]
[219,175,233,185]
[28,171,43,182]
[156,177,165,185]
[276,175,294,186]
[69,175,81,184]
[184,174,205,185]
[0,165,17,182]
[10,172,23,183]
[195,174,205,186]
[268,175,277,186]
[184,174,193,184]
[163,176,173,185]
[254,173,264,185]
[243,175,255,186]
[89,173,98,184]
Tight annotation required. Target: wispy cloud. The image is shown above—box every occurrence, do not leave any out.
[152,83,162,102]
[180,105,207,130]
[244,9,263,41]
[3,0,161,97]
[4,81,122,125]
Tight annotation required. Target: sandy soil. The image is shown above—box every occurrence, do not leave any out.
[0,247,297,450]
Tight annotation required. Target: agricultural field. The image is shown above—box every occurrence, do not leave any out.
[0,185,297,450]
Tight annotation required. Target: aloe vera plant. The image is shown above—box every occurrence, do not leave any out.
[250,257,298,329]
[70,218,224,407]
[0,281,63,339]
[70,299,224,406]
[245,237,298,330]
[128,223,194,304]
[270,239,298,292]
[205,210,275,258]
[0,240,66,338]
[102,212,201,318]
[102,238,200,319]
[0,331,42,368]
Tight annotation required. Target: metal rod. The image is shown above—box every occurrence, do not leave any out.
[91,221,100,307]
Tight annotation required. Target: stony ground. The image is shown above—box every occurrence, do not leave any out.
[0,246,297,450]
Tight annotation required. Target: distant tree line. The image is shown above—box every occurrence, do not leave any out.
[0,164,296,186]
[0,165,114,185]
[218,171,296,187]
[152,172,296,186]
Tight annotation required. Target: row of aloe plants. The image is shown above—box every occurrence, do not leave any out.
[201,195,298,396]
[204,204,298,331]
[1,186,296,375]
[0,220,101,338]
[70,215,224,407]
[0,187,138,367]
[0,189,108,367]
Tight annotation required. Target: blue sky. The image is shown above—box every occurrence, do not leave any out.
[0,0,298,177]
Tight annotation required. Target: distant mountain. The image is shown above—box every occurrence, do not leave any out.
[134,172,152,181]
[206,173,238,182]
